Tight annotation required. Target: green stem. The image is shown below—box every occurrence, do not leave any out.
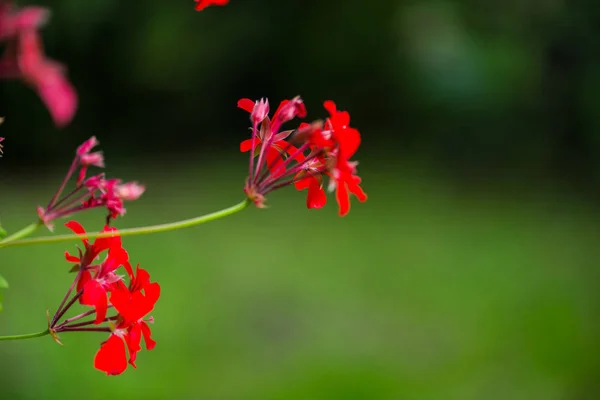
[0,199,251,249]
[0,329,49,341]
[0,221,43,245]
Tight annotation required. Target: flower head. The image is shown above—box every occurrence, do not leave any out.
[0,2,77,127]
[194,0,229,12]
[239,97,367,215]
[37,137,145,230]
[93,265,159,375]
[49,223,160,376]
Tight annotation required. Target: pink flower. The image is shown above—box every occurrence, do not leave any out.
[0,3,77,127]
[38,137,145,229]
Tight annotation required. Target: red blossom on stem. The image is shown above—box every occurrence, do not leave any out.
[49,222,159,376]
[239,96,367,216]
[0,2,77,127]
[194,0,229,12]
[37,136,145,230]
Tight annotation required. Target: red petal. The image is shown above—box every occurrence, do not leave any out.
[18,31,77,128]
[108,285,130,317]
[195,0,229,11]
[36,63,78,128]
[64,221,89,247]
[237,98,255,113]
[76,270,92,298]
[337,127,361,161]
[126,323,143,367]
[14,7,49,31]
[64,251,80,263]
[111,282,160,325]
[323,100,337,116]
[140,321,156,350]
[285,143,306,163]
[335,179,350,217]
[307,178,327,209]
[265,147,285,173]
[271,99,289,121]
[294,175,311,190]
[240,138,260,153]
[94,335,128,376]
[347,175,368,203]
[92,226,121,254]
[102,246,129,275]
[130,266,151,293]
[81,280,108,324]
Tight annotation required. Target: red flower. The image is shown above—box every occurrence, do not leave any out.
[64,221,132,324]
[64,221,121,268]
[294,159,328,210]
[49,225,160,376]
[322,101,367,216]
[238,97,306,173]
[0,3,77,127]
[194,0,229,12]
[38,137,145,230]
[94,267,160,375]
[238,96,367,215]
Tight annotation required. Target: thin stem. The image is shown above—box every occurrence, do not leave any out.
[56,307,111,327]
[0,199,251,249]
[49,185,85,211]
[51,269,84,327]
[47,158,78,210]
[0,329,50,341]
[249,122,259,181]
[51,291,82,328]
[56,327,111,333]
[259,142,310,186]
[261,152,323,193]
[59,316,117,329]
[0,221,43,245]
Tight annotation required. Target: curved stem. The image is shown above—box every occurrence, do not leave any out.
[0,221,43,245]
[0,199,251,249]
[0,329,49,341]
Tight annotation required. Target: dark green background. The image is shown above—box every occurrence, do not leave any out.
[1,1,600,399]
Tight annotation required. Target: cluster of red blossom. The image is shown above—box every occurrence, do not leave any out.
[48,222,159,376]
[0,0,368,377]
[37,136,145,231]
[37,137,150,375]
[239,97,367,216]
[0,2,77,127]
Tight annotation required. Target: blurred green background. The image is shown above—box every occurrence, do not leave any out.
[2,0,600,399]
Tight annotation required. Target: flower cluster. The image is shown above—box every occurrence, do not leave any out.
[194,0,229,12]
[49,222,160,376]
[37,136,145,231]
[0,0,370,380]
[239,97,367,216]
[0,2,77,127]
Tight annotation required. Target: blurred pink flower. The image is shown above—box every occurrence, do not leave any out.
[0,2,77,128]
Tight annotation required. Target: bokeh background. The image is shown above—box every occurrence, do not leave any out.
[1,0,600,399]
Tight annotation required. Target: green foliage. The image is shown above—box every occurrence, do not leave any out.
[0,273,7,312]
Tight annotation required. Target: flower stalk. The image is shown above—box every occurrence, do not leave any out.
[0,199,251,249]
